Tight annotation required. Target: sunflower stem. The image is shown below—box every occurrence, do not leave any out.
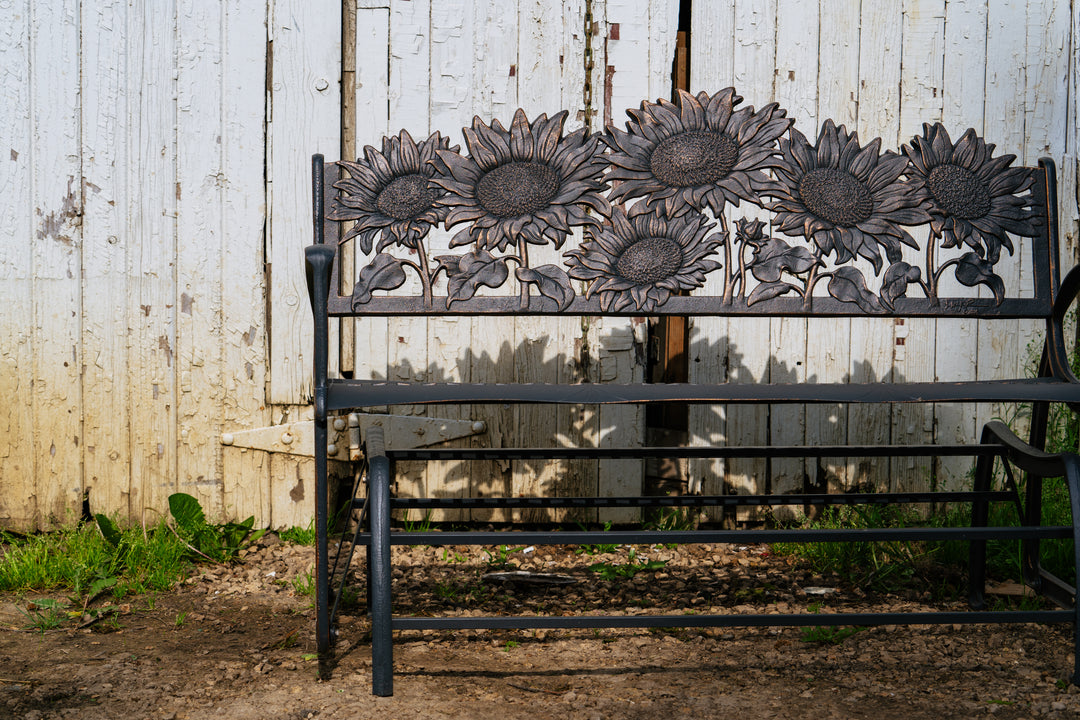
[720,213,735,304]
[517,241,531,309]
[802,250,825,306]
[924,233,937,299]
[415,239,434,307]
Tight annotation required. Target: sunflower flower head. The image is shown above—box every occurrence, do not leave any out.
[767,120,932,273]
[565,207,721,312]
[603,88,792,218]
[431,109,610,252]
[327,129,456,253]
[903,123,1036,263]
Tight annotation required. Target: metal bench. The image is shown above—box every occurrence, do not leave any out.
[305,88,1080,696]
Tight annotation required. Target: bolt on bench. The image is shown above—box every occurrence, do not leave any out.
[305,89,1080,696]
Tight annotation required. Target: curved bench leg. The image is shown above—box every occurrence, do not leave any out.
[367,429,394,697]
[1060,454,1080,685]
[968,440,994,610]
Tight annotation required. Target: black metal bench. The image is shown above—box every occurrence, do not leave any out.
[305,89,1080,696]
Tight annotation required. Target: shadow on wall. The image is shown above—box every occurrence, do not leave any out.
[343,326,1000,523]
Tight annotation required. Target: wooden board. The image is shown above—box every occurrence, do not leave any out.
[0,0,37,531]
[268,0,342,405]
[687,0,735,522]
[934,0,987,490]
[220,0,272,525]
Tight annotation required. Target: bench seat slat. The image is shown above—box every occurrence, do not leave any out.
[327,376,1080,408]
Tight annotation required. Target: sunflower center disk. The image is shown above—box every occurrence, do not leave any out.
[376,174,436,220]
[927,164,992,220]
[616,237,684,285]
[476,162,560,218]
[798,168,873,227]
[649,131,740,188]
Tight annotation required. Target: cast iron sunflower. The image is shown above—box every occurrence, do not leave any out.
[603,88,792,217]
[431,109,610,252]
[327,129,456,253]
[565,207,721,312]
[767,120,931,273]
[902,123,1036,263]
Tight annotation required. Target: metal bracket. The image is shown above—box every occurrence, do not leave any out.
[220,413,487,461]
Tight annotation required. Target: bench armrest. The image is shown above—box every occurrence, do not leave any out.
[1048,263,1080,388]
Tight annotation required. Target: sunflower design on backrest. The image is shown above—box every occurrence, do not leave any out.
[329,91,1041,313]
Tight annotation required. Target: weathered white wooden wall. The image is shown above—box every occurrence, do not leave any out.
[2,0,1078,531]
[1,0,269,531]
[688,0,1079,516]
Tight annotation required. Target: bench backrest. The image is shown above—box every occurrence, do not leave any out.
[312,89,1060,322]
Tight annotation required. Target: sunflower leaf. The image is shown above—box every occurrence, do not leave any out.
[747,281,798,306]
[748,238,819,283]
[954,252,1006,304]
[352,253,408,307]
[516,264,576,311]
[880,262,922,309]
[441,250,510,306]
[827,267,883,313]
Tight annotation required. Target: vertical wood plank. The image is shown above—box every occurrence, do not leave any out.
[935,0,986,490]
[466,0,518,523]
[513,0,575,523]
[81,0,132,522]
[0,0,36,530]
[850,0,903,491]
[220,0,271,526]
[126,1,179,523]
[976,0,1026,444]
[425,0,474,522]
[352,4,391,399]
[723,0,777,517]
[268,0,342,404]
[31,0,84,526]
[687,0,735,515]
[1022,0,1072,384]
[770,0,819,516]
[806,0,858,497]
[893,0,944,494]
[176,0,226,518]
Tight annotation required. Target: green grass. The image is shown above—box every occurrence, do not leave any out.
[279,522,317,546]
[0,520,190,599]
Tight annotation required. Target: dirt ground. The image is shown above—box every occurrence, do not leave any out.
[2,534,1080,719]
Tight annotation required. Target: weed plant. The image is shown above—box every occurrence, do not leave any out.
[0,520,189,598]
[279,521,317,546]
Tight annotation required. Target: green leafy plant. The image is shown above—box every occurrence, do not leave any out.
[800,624,864,645]
[401,511,434,533]
[18,598,71,635]
[167,493,263,563]
[576,521,619,555]
[482,545,524,569]
[588,547,666,580]
[291,568,317,597]
[279,521,317,546]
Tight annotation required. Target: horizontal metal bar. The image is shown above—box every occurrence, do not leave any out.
[329,293,1052,319]
[391,610,1074,631]
[383,444,1007,461]
[377,491,1014,510]
[327,378,1080,409]
[352,526,1074,546]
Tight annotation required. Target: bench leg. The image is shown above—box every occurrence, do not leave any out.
[968,433,995,610]
[315,414,332,655]
[368,438,394,697]
[1060,455,1080,685]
